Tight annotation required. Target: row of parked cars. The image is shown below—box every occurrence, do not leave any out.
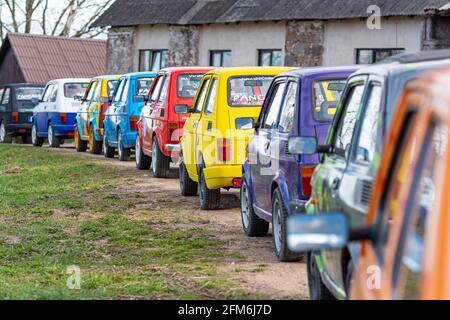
[1,49,449,300]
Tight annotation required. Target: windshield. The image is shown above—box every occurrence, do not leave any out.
[136,78,154,96]
[313,79,347,122]
[228,76,273,107]
[177,73,203,98]
[64,83,89,98]
[15,87,44,101]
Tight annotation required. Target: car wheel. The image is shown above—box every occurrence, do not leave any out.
[198,164,221,210]
[74,126,87,152]
[151,136,170,178]
[241,177,269,237]
[272,188,303,262]
[103,133,115,159]
[179,159,198,196]
[135,135,151,169]
[344,260,354,299]
[48,124,61,148]
[307,252,335,300]
[22,135,32,144]
[89,127,102,155]
[0,122,12,144]
[117,130,131,161]
[31,123,44,147]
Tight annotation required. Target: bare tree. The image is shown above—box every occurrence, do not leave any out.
[0,0,114,42]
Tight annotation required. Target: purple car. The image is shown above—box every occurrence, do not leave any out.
[240,66,360,262]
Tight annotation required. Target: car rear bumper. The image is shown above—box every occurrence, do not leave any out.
[5,123,32,134]
[202,164,243,189]
[52,124,75,137]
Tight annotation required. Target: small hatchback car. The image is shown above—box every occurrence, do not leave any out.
[241,66,359,262]
[75,75,120,154]
[180,67,292,210]
[136,67,216,176]
[288,67,450,300]
[32,78,89,148]
[0,84,44,144]
[103,72,156,161]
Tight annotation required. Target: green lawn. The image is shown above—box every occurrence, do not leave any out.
[0,145,252,300]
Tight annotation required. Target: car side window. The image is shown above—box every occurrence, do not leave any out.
[42,85,54,102]
[193,78,211,114]
[333,84,365,156]
[354,83,383,163]
[150,76,164,103]
[262,81,286,129]
[0,88,4,103]
[120,79,129,104]
[113,80,125,103]
[204,79,218,115]
[85,82,97,103]
[394,122,448,300]
[94,80,102,101]
[49,85,58,103]
[2,88,11,105]
[158,76,169,104]
[278,81,297,133]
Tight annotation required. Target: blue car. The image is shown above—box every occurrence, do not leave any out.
[241,66,359,262]
[32,78,89,148]
[103,72,156,161]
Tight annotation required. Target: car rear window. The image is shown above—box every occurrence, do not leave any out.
[15,87,44,101]
[228,76,273,107]
[136,78,154,96]
[312,79,347,122]
[107,80,118,96]
[64,83,89,98]
[177,73,203,98]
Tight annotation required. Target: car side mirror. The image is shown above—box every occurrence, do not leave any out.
[236,118,254,130]
[356,147,370,162]
[133,95,145,103]
[100,97,109,104]
[288,136,318,155]
[252,121,261,129]
[287,213,349,252]
[187,107,196,114]
[31,98,40,106]
[73,95,83,101]
[174,104,189,114]
[319,101,337,122]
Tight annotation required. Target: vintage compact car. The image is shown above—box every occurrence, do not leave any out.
[136,67,216,176]
[0,84,44,144]
[75,75,120,154]
[240,66,359,262]
[179,66,292,210]
[291,50,450,300]
[31,78,89,148]
[103,72,156,160]
[288,66,450,300]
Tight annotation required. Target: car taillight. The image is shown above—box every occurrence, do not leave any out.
[232,178,242,188]
[60,112,67,124]
[301,166,316,198]
[129,116,138,131]
[99,102,109,128]
[12,112,19,123]
[218,138,231,162]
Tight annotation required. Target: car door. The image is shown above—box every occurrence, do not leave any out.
[151,74,170,154]
[182,76,211,179]
[316,76,367,293]
[47,83,58,124]
[251,78,287,214]
[116,78,130,140]
[79,81,97,137]
[0,88,5,121]
[35,83,54,134]
[106,78,125,144]
[143,75,164,152]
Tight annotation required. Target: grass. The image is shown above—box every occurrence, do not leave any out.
[0,145,253,300]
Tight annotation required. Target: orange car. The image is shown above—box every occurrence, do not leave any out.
[287,67,450,300]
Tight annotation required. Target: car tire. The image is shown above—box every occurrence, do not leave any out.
[48,124,61,148]
[89,127,102,155]
[22,135,32,145]
[74,126,87,152]
[0,122,12,144]
[179,160,198,196]
[272,188,303,262]
[307,252,335,300]
[344,260,354,299]
[151,136,170,178]
[103,133,115,159]
[31,123,44,147]
[117,130,131,161]
[240,177,269,237]
[135,135,151,170]
[198,164,221,210]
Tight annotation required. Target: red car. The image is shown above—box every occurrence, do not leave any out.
[136,67,216,177]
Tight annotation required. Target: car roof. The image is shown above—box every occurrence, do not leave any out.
[120,71,157,78]
[159,66,217,74]
[93,75,121,81]
[49,78,91,83]
[279,65,361,78]
[1,83,45,88]
[206,66,294,77]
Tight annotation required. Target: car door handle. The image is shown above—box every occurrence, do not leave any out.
[264,141,270,151]
[330,178,341,198]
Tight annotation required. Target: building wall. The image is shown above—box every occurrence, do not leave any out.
[323,17,423,66]
[422,15,450,50]
[168,25,200,67]
[106,27,136,74]
[132,25,171,71]
[285,20,324,67]
[198,21,286,66]
[0,47,26,85]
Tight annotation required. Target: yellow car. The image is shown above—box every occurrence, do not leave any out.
[179,67,293,210]
[75,75,120,154]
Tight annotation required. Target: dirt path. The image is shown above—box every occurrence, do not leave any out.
[40,143,310,300]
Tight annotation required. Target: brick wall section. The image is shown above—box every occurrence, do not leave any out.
[422,15,450,50]
[285,20,324,67]
[168,26,200,67]
[106,27,135,74]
